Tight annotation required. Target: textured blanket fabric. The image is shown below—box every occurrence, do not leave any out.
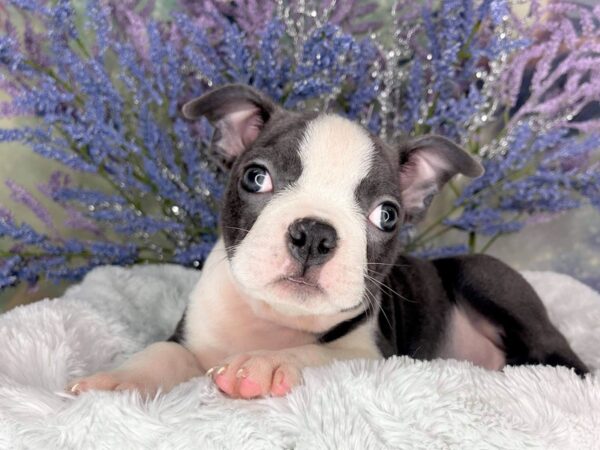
[1,265,599,449]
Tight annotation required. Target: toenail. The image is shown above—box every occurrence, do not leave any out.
[70,383,81,395]
[216,365,227,376]
[236,367,248,379]
[206,367,216,377]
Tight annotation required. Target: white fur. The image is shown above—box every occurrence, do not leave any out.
[185,239,378,369]
[185,240,316,370]
[231,114,374,315]
[1,265,600,448]
[68,341,203,397]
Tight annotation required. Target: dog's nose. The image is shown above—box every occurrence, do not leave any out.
[287,218,338,267]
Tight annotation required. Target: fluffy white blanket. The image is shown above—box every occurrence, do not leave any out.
[1,264,599,449]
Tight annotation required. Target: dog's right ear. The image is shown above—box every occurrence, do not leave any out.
[182,84,277,160]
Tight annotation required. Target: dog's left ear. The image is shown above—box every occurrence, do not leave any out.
[182,84,278,160]
[398,135,484,223]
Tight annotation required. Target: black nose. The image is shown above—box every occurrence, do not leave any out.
[287,218,338,267]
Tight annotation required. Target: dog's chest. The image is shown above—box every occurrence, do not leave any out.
[184,262,316,370]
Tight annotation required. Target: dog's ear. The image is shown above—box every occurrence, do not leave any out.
[182,84,277,159]
[398,135,484,223]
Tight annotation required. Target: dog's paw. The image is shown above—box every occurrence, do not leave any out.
[67,371,158,397]
[207,351,302,399]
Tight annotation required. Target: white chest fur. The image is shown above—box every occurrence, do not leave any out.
[184,240,319,370]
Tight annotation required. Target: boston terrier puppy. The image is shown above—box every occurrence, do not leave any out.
[68,84,588,399]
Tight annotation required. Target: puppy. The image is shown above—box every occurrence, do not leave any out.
[68,84,588,399]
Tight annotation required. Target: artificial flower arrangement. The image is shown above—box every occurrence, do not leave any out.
[0,0,598,291]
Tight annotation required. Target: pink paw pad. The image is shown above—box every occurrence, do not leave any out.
[238,378,262,398]
[214,372,235,396]
[208,355,301,399]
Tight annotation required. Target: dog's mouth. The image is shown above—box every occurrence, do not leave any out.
[283,275,323,292]
[272,271,324,296]
[285,276,318,287]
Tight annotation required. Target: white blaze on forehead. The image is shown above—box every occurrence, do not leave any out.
[297,114,374,199]
[229,114,375,317]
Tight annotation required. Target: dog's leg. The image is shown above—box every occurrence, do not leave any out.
[67,341,203,397]
[433,254,589,375]
[207,321,381,399]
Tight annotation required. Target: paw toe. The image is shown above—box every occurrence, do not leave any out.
[213,366,237,396]
[270,366,297,397]
[209,354,302,398]
[67,372,121,395]
[238,378,263,398]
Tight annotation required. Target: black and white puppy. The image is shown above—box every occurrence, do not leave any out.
[69,84,587,399]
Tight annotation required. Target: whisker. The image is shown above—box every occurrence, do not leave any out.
[365,262,410,268]
[211,243,239,263]
[362,284,375,308]
[365,267,387,278]
[364,273,397,296]
[224,226,251,233]
[362,286,377,317]
[364,285,393,332]
[364,273,416,304]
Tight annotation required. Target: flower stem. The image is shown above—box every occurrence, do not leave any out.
[468,232,477,253]
[478,233,501,253]
[407,203,462,248]
[408,225,453,250]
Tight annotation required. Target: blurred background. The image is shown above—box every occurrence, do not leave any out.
[1,0,598,311]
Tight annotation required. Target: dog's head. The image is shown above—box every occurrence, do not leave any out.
[183,85,483,319]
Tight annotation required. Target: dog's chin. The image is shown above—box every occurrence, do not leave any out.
[234,275,352,317]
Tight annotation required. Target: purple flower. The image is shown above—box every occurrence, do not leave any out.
[412,244,470,259]
[1,0,598,290]
[0,255,21,289]
[172,238,216,266]
[502,2,600,133]
[6,180,54,231]
[285,24,367,107]
[252,21,290,101]
[63,208,104,236]
[444,208,523,236]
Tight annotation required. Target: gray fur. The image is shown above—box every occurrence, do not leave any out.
[178,84,588,377]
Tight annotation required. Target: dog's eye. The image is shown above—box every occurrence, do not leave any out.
[368,202,399,231]
[241,165,273,193]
